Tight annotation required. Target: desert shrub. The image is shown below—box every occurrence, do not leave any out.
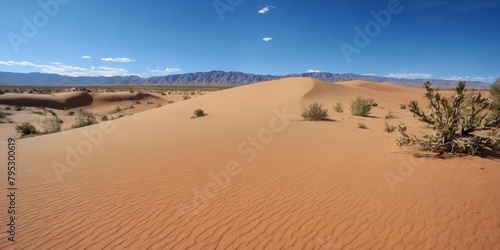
[372,102,378,107]
[147,101,154,105]
[129,88,135,94]
[350,96,374,117]
[491,78,500,115]
[135,100,142,104]
[383,121,396,133]
[333,102,344,113]
[71,110,97,129]
[110,106,122,114]
[129,104,135,109]
[302,102,329,121]
[385,110,395,119]
[400,104,406,109]
[67,111,75,116]
[15,106,24,111]
[396,81,500,155]
[157,104,163,108]
[41,117,61,134]
[101,115,109,121]
[183,94,191,100]
[16,122,38,137]
[167,100,174,104]
[0,89,4,95]
[358,123,367,129]
[191,109,206,119]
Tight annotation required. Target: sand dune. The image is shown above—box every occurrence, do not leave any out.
[1,78,499,249]
[0,92,164,110]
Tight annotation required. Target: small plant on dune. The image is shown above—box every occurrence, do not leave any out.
[101,115,109,121]
[67,111,75,116]
[302,102,329,121]
[183,94,191,100]
[147,101,154,105]
[400,104,407,110]
[191,109,207,119]
[350,96,374,117]
[110,106,122,114]
[71,110,97,129]
[396,81,500,155]
[333,102,344,113]
[358,123,367,129]
[383,120,396,133]
[129,104,135,109]
[136,100,142,105]
[16,122,38,137]
[372,102,378,107]
[385,110,395,119]
[41,116,61,134]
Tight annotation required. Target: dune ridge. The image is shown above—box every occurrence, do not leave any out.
[0,78,499,249]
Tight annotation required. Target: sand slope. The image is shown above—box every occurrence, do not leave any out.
[1,78,499,249]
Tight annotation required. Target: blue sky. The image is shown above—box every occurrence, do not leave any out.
[0,0,499,82]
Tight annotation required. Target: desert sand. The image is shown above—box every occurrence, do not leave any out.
[0,78,499,249]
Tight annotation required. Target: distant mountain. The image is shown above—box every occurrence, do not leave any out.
[0,70,491,89]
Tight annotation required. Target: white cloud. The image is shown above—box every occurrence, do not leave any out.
[0,60,136,77]
[101,57,135,63]
[441,76,489,82]
[263,37,273,42]
[307,70,320,73]
[150,67,182,75]
[82,55,92,59]
[258,6,275,14]
[386,73,432,79]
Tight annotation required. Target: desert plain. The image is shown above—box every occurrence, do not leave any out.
[0,78,499,249]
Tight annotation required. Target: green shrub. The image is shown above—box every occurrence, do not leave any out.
[71,110,97,128]
[333,102,344,113]
[302,102,329,121]
[16,122,38,137]
[358,123,367,129]
[191,109,207,119]
[397,81,500,155]
[491,78,500,115]
[101,115,109,121]
[400,104,407,109]
[350,96,374,117]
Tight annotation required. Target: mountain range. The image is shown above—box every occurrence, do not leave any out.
[0,71,492,89]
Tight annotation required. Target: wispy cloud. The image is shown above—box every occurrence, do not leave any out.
[150,67,182,75]
[258,6,275,14]
[386,73,432,79]
[0,60,136,77]
[262,37,273,42]
[101,57,135,63]
[441,76,493,82]
[307,70,320,73]
[82,55,92,59]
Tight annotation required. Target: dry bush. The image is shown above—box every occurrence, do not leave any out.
[302,102,329,121]
[350,96,374,117]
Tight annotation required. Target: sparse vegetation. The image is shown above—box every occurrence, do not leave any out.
[350,96,374,117]
[68,111,75,116]
[400,104,407,110]
[191,109,207,119]
[396,81,500,155]
[71,110,97,129]
[383,121,396,133]
[491,78,500,116]
[147,101,154,105]
[41,116,61,134]
[333,102,344,113]
[110,106,122,114]
[101,115,109,121]
[372,102,378,107]
[302,102,329,121]
[15,106,24,111]
[183,94,191,100]
[385,110,395,119]
[16,122,38,137]
[358,123,367,129]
